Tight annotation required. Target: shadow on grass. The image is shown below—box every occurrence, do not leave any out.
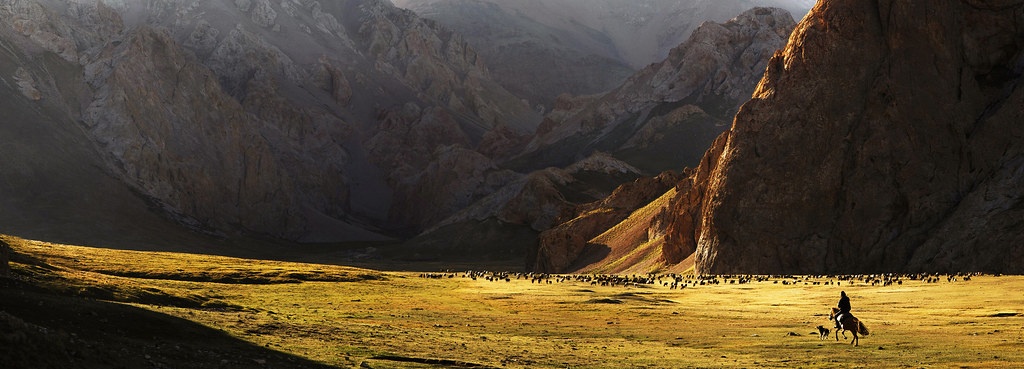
[0,278,340,369]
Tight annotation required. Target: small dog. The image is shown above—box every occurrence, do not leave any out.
[816,325,831,340]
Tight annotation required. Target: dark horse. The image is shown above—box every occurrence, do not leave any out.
[829,307,870,346]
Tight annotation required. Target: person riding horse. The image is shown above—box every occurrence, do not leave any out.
[829,290,869,346]
[835,291,851,330]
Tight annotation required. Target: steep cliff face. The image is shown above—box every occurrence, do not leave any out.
[514,7,797,174]
[0,3,225,249]
[523,8,797,272]
[530,170,681,273]
[686,0,1024,274]
[568,0,1024,274]
[84,26,304,235]
[0,0,539,242]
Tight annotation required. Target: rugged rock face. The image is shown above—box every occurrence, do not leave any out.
[514,7,797,174]
[520,8,797,273]
[421,7,797,269]
[394,0,814,109]
[429,152,644,234]
[386,144,521,231]
[84,26,304,236]
[530,170,681,273]
[0,0,539,242]
[654,135,729,269]
[571,0,1024,275]
[688,0,1024,274]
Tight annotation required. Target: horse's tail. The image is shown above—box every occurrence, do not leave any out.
[858,321,869,336]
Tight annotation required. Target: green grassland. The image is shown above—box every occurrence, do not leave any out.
[2,235,1022,368]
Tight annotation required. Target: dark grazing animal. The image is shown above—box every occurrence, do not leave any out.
[816,325,830,340]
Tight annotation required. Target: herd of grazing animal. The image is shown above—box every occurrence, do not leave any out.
[418,271,983,291]
[417,270,986,346]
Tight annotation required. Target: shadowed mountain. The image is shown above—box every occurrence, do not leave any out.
[511,7,798,175]
[394,0,814,109]
[2,0,811,267]
[409,8,797,267]
[533,0,1024,274]
[0,30,219,250]
[0,0,540,245]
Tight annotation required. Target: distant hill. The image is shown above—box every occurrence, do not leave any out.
[393,0,814,108]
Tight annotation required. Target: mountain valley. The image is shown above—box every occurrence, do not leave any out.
[0,0,1021,275]
[3,1,1024,367]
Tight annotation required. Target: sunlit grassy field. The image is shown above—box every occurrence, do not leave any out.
[2,235,1022,368]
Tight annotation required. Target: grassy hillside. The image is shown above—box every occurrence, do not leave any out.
[573,187,686,275]
[2,234,1022,368]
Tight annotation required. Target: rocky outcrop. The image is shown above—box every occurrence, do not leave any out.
[422,151,645,244]
[364,103,524,230]
[530,170,681,272]
[357,0,540,133]
[655,136,729,268]
[13,67,41,100]
[0,0,539,242]
[82,26,305,236]
[606,7,798,117]
[395,0,814,109]
[575,0,1024,275]
[387,144,521,230]
[692,0,1024,274]
[515,7,797,173]
[313,56,353,106]
[523,7,796,272]
[433,7,797,269]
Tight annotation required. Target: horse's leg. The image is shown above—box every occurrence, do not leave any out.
[850,319,859,346]
[835,328,840,341]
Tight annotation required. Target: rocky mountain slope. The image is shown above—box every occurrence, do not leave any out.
[395,151,644,263]
[0,0,540,243]
[534,0,1024,274]
[511,7,797,175]
[0,20,218,250]
[393,0,813,109]
[410,7,797,264]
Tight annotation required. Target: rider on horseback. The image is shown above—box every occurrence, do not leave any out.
[835,291,851,330]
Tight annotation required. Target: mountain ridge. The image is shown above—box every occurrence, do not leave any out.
[0,0,539,244]
[393,0,813,109]
[533,0,1024,275]
[416,6,798,267]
